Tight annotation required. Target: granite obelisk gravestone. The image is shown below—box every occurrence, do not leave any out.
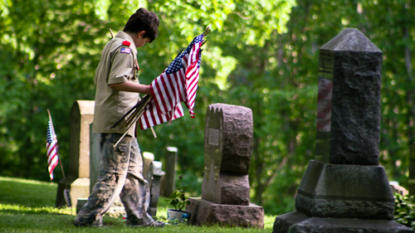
[273,29,414,233]
[186,103,264,228]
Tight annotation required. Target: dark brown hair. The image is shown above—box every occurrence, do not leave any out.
[123,8,159,43]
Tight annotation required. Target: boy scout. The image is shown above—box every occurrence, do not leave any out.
[74,8,165,227]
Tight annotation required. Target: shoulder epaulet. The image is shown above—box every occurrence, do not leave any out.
[122,40,131,46]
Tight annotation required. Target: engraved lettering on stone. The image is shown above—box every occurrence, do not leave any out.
[208,128,219,146]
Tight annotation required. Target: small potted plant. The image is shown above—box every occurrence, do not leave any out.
[165,175,191,224]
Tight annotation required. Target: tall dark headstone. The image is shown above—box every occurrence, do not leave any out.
[273,29,414,233]
[315,28,382,165]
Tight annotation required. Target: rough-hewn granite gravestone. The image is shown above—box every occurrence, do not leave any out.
[273,28,414,233]
[56,100,94,207]
[186,103,264,228]
[202,104,252,205]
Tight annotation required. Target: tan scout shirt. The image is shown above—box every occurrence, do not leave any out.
[93,31,140,136]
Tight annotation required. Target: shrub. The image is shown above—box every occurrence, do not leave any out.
[394,193,415,229]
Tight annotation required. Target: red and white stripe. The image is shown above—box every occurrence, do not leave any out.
[316,79,333,132]
[47,140,59,179]
[185,42,201,118]
[46,122,59,180]
[139,41,202,130]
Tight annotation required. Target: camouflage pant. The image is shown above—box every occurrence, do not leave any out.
[74,133,154,227]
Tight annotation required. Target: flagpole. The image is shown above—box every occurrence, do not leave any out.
[47,109,66,181]
[113,95,153,148]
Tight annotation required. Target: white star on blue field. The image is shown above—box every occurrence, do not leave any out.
[165,35,204,74]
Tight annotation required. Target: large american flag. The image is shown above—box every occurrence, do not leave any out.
[46,112,59,180]
[139,34,204,130]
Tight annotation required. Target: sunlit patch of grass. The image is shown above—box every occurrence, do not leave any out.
[0,203,72,215]
[0,176,276,232]
[0,176,57,207]
[0,176,57,185]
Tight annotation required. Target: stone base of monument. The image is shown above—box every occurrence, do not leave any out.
[202,172,250,205]
[273,211,414,233]
[76,197,126,218]
[273,160,415,233]
[186,197,264,228]
[70,178,90,208]
[294,160,395,219]
[56,177,90,208]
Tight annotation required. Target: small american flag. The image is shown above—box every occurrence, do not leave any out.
[139,34,203,130]
[46,111,59,180]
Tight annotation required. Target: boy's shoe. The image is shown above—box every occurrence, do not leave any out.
[74,216,103,227]
[126,220,166,228]
[73,220,103,227]
[146,221,166,228]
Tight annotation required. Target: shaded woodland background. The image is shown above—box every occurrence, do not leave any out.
[1,0,414,214]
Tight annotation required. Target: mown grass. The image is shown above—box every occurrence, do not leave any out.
[0,176,276,232]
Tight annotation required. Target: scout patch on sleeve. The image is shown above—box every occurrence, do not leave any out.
[120,47,131,54]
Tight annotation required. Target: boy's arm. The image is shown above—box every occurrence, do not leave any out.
[109,81,151,95]
[108,42,150,94]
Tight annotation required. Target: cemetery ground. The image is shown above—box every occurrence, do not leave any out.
[0,176,276,232]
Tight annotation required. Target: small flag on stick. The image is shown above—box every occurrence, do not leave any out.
[46,110,59,180]
[46,110,71,207]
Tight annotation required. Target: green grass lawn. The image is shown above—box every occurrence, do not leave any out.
[0,176,276,232]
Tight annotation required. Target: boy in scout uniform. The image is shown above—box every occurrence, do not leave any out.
[74,8,165,227]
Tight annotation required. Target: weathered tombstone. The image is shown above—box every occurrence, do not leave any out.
[146,161,165,216]
[161,146,177,197]
[186,103,264,228]
[142,152,155,179]
[273,28,414,233]
[56,100,94,207]
[201,104,251,205]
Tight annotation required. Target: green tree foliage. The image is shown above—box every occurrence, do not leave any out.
[1,0,415,215]
[0,0,108,179]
